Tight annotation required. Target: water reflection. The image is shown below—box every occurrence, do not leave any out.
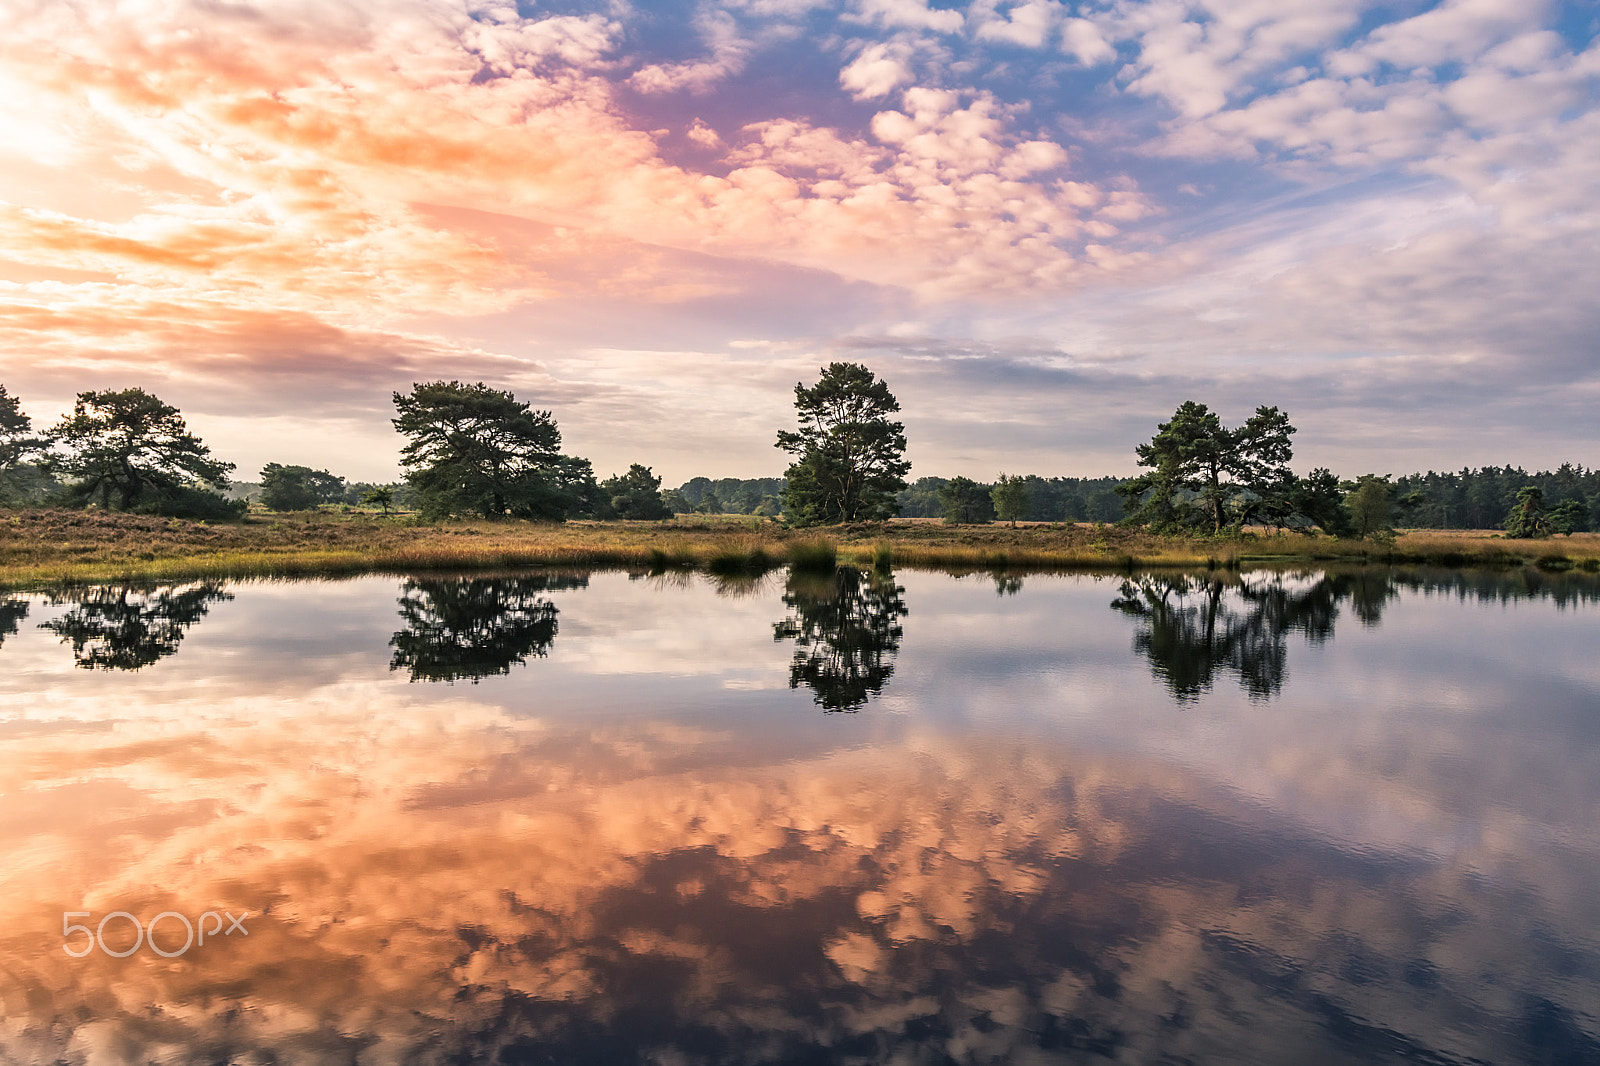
[1112,571,1379,701]
[3,723,1597,1066]
[773,566,908,711]
[1,569,1598,1064]
[1111,566,1600,703]
[992,569,1025,596]
[390,573,589,683]
[0,596,26,648]
[38,581,231,670]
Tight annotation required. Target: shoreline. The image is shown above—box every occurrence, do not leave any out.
[3,509,1597,590]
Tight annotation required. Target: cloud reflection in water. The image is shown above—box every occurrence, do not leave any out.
[0,568,1597,1063]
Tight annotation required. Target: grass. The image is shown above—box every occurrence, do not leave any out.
[2,508,1598,590]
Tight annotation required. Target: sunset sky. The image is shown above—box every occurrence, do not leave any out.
[0,0,1595,483]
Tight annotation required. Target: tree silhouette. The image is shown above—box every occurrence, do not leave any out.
[40,582,232,670]
[773,566,907,711]
[389,574,588,683]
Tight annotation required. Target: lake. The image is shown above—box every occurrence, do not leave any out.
[2,565,1598,1065]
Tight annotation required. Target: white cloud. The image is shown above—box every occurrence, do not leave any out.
[1061,17,1116,65]
[972,0,1063,49]
[1335,0,1550,74]
[1114,0,1371,117]
[847,0,966,34]
[463,12,622,74]
[840,42,916,99]
[686,118,725,149]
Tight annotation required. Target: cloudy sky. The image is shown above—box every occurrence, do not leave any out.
[0,0,1595,483]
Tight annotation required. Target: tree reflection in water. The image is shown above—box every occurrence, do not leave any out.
[991,570,1025,596]
[390,573,589,683]
[1112,570,1394,702]
[39,582,231,670]
[0,596,27,649]
[773,565,908,711]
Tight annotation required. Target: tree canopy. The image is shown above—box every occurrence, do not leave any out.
[1117,402,1304,534]
[260,463,346,512]
[937,476,993,524]
[392,381,597,521]
[602,464,673,520]
[1343,474,1395,537]
[45,387,238,516]
[0,385,49,504]
[776,363,910,525]
[991,474,1028,526]
[1501,485,1587,539]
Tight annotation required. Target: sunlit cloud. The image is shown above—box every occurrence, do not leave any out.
[0,0,1593,478]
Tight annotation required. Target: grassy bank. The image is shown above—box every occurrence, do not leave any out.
[3,509,1598,589]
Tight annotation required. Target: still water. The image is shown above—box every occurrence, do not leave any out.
[1,566,1598,1065]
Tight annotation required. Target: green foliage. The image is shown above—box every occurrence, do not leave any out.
[991,473,1029,526]
[696,487,725,514]
[360,486,395,513]
[392,381,593,521]
[1227,406,1299,529]
[899,475,1126,522]
[557,456,612,519]
[665,477,784,515]
[1389,463,1599,530]
[260,463,346,511]
[130,484,247,520]
[776,363,909,525]
[45,387,237,516]
[1549,498,1588,535]
[0,385,49,504]
[601,464,673,520]
[1288,468,1353,536]
[1343,474,1395,537]
[1504,485,1553,539]
[1117,402,1297,534]
[937,476,994,524]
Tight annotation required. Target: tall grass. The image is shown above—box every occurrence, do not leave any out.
[705,536,775,576]
[787,539,838,573]
[3,508,1597,590]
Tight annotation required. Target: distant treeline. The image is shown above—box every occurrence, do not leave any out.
[897,476,1128,523]
[668,466,1600,530]
[1394,465,1600,530]
[664,477,786,516]
[226,479,418,510]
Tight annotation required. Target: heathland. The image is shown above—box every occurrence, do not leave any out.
[3,509,1597,591]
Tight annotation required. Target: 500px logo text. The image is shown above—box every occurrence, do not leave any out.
[63,910,249,958]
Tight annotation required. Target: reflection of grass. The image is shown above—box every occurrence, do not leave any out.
[3,509,1599,589]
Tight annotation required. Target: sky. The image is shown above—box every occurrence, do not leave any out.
[0,0,1596,484]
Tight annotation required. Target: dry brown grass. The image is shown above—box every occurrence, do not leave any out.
[2,509,1596,589]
